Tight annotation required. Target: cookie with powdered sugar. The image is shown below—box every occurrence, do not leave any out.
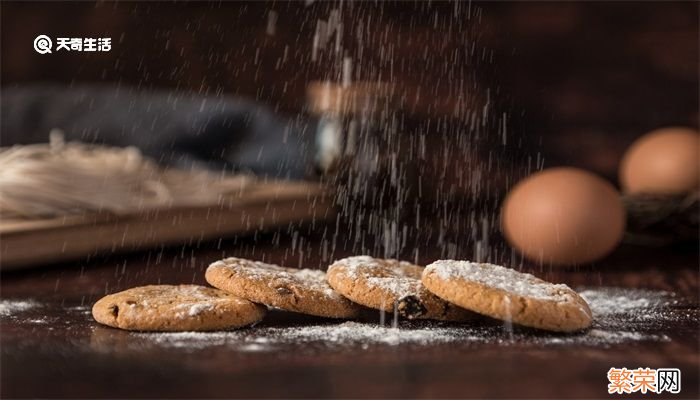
[92,285,265,331]
[326,256,474,321]
[206,257,361,318]
[422,260,593,332]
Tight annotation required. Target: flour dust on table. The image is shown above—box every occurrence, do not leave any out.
[125,287,688,351]
[2,287,692,351]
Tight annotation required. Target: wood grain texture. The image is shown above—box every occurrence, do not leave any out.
[0,180,333,270]
[1,230,697,399]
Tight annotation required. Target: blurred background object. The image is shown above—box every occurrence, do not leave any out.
[1,85,316,179]
[1,0,698,266]
[619,127,699,195]
[623,192,699,247]
[3,1,697,179]
[501,167,626,266]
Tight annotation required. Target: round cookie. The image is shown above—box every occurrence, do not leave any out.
[326,256,474,321]
[205,257,361,318]
[92,285,266,331]
[422,260,593,332]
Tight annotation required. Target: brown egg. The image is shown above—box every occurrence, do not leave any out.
[620,127,700,195]
[501,167,626,266]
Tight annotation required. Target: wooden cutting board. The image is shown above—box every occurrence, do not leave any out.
[0,180,334,271]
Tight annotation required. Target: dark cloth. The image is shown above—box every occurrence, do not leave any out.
[1,85,317,179]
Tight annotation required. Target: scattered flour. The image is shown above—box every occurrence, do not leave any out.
[262,322,478,345]
[426,260,575,301]
[187,303,215,317]
[211,258,347,301]
[579,288,682,329]
[330,256,424,298]
[135,331,235,349]
[237,343,270,352]
[25,317,50,324]
[134,322,481,350]
[130,287,683,351]
[0,299,40,317]
[579,288,670,316]
[174,302,215,318]
[5,287,689,352]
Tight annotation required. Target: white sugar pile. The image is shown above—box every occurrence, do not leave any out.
[0,299,40,317]
[133,287,686,351]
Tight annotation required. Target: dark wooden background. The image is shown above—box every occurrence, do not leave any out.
[2,1,698,180]
[1,1,698,398]
[2,230,699,398]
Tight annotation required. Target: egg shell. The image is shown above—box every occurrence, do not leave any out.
[501,167,626,266]
[620,127,700,195]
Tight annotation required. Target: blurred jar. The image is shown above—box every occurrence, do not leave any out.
[308,81,399,175]
[307,81,418,257]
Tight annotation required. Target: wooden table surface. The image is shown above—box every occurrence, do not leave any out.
[1,228,698,399]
